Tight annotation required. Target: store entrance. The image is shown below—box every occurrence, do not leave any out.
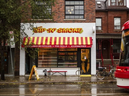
[79,48,91,75]
[25,48,38,74]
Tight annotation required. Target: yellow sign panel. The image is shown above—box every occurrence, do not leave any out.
[32,26,83,34]
[29,65,39,80]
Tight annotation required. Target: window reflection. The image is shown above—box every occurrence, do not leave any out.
[96,18,102,30]
[114,17,121,30]
[65,0,84,19]
[120,36,129,66]
[58,48,77,67]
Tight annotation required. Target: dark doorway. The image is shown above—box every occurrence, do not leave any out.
[102,40,110,59]
[4,52,8,74]
[25,48,38,74]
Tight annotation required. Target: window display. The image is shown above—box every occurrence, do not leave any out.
[38,48,77,68]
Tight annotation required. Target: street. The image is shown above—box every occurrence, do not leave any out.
[0,82,129,96]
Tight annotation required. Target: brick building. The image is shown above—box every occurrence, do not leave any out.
[20,0,96,76]
[96,0,129,67]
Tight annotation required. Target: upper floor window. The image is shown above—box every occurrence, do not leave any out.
[114,17,121,30]
[96,18,102,30]
[111,0,116,6]
[110,0,125,6]
[65,0,84,19]
[32,0,52,19]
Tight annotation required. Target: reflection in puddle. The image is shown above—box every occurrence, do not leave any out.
[0,83,128,95]
[91,84,97,96]
[19,85,25,95]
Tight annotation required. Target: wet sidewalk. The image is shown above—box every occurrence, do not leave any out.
[0,75,116,84]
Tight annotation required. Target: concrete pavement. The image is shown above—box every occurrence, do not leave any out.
[0,75,116,84]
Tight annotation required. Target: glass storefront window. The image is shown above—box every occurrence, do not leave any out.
[38,48,57,67]
[58,48,77,67]
[38,48,77,68]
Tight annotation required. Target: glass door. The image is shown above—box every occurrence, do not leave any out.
[80,49,91,74]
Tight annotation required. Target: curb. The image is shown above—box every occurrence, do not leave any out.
[0,80,116,84]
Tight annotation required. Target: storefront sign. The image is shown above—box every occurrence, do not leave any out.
[33,26,83,34]
[29,65,39,80]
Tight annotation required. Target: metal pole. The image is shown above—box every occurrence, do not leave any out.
[10,44,14,77]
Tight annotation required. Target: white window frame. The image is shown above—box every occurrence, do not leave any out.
[96,18,102,30]
[114,17,121,30]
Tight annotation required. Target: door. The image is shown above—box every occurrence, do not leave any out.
[4,52,8,74]
[80,49,91,74]
[102,40,110,59]
[25,48,38,74]
[0,51,8,74]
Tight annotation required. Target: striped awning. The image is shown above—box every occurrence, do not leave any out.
[22,37,92,48]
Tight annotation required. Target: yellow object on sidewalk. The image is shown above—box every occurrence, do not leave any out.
[29,65,39,80]
[80,75,91,77]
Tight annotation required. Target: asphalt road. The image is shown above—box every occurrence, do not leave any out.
[0,82,129,96]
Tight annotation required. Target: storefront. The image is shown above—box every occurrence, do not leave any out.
[20,23,96,76]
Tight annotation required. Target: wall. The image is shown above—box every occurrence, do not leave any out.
[22,0,96,23]
[21,23,94,37]
[96,10,128,34]
[108,11,127,33]
[49,0,95,23]
[127,0,129,8]
[96,11,108,33]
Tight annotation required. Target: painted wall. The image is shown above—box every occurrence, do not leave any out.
[21,23,95,37]
[20,23,96,75]
[127,0,129,8]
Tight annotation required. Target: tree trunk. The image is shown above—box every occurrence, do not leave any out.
[14,24,20,76]
[0,39,5,80]
[14,41,20,76]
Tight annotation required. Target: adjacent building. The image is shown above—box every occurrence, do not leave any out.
[96,0,129,67]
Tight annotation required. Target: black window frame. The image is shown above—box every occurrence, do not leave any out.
[65,0,84,19]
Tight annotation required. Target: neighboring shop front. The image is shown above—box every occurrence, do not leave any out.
[0,32,15,76]
[20,23,96,76]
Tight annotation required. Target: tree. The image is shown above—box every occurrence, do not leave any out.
[0,0,55,80]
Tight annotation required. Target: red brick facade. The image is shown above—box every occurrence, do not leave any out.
[96,0,129,66]
[22,0,96,23]
[48,0,95,23]
[96,11,128,34]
